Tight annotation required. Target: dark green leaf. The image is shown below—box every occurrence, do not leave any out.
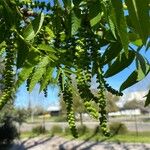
[120,70,138,91]
[102,42,122,65]
[125,0,150,44]
[73,0,81,6]
[90,12,102,27]
[145,90,150,107]
[38,44,56,53]
[120,64,150,91]
[88,0,101,20]
[104,50,135,78]
[135,51,147,74]
[16,48,40,88]
[16,37,29,68]
[111,0,129,55]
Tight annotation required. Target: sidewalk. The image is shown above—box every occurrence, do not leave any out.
[10,136,150,150]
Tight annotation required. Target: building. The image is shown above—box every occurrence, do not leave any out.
[47,105,61,116]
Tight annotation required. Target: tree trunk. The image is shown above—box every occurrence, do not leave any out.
[79,113,83,126]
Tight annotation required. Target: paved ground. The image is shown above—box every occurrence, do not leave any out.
[19,121,150,132]
[11,136,150,150]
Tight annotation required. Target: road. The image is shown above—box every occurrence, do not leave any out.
[18,121,150,132]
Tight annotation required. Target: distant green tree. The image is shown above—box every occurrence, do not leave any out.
[106,92,119,113]
[14,108,28,134]
[123,99,143,110]
[92,89,119,113]
[123,99,150,114]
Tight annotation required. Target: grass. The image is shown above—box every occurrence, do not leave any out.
[20,130,52,139]
[62,132,150,143]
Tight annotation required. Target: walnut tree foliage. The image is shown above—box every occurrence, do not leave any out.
[0,0,149,137]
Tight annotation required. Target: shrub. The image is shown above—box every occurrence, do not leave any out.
[32,125,46,135]
[64,127,71,135]
[78,125,88,136]
[109,122,128,135]
[51,125,62,135]
[0,116,19,145]
[93,125,102,135]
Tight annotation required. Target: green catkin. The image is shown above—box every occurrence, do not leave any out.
[76,69,99,119]
[103,79,123,96]
[97,67,110,137]
[63,83,78,138]
[26,68,35,92]
[43,86,48,98]
[0,34,15,110]
[58,73,78,138]
[75,38,99,119]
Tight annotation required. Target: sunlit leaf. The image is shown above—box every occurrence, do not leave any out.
[72,11,81,35]
[29,56,50,92]
[23,13,44,41]
[39,66,55,92]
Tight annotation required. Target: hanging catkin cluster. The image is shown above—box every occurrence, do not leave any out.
[58,73,78,138]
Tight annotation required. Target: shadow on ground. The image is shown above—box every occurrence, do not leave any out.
[10,136,54,150]
[9,134,150,150]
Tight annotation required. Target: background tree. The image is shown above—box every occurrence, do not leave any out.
[123,99,150,114]
[92,89,119,113]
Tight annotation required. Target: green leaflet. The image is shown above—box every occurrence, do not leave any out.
[125,0,150,44]
[108,15,117,39]
[101,42,122,65]
[111,0,129,55]
[72,0,81,6]
[38,44,58,61]
[128,33,143,47]
[88,0,101,20]
[120,64,150,91]
[29,56,50,92]
[0,41,6,55]
[62,0,71,10]
[90,12,103,27]
[71,11,81,35]
[104,50,135,78]
[145,90,150,107]
[38,44,56,53]
[16,37,29,68]
[44,26,55,40]
[0,21,5,43]
[135,51,147,74]
[1,0,18,27]
[16,49,40,88]
[23,13,44,41]
[101,1,117,39]
[89,0,104,27]
[39,66,55,92]
[120,71,138,91]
